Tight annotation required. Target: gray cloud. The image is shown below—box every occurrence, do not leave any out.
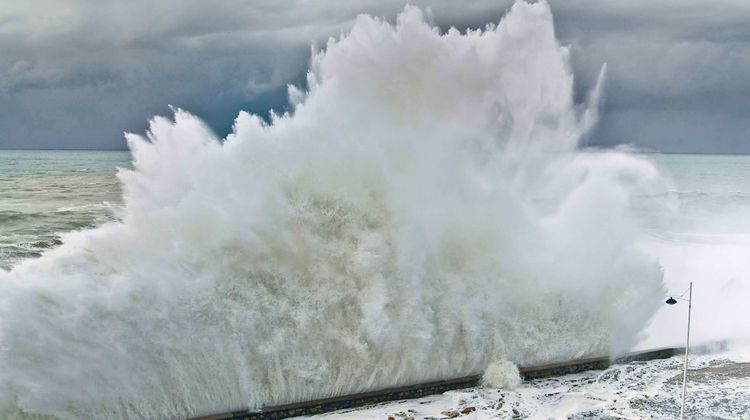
[1,0,749,152]
[553,0,750,152]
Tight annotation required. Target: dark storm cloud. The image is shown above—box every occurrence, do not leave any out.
[1,0,749,152]
[552,0,750,152]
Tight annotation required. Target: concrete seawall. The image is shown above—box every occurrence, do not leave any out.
[191,347,682,420]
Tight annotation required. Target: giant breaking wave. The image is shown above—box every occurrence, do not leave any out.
[0,2,665,419]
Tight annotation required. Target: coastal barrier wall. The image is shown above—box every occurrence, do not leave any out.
[190,347,684,420]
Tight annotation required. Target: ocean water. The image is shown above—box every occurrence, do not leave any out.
[3,152,747,271]
[0,3,746,419]
[644,153,750,235]
[0,150,130,269]
[2,151,749,419]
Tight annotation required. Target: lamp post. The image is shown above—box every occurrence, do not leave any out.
[665,281,692,420]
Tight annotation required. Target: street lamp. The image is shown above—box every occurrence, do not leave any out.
[665,281,692,420]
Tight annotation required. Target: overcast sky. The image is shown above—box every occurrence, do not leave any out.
[1,0,749,153]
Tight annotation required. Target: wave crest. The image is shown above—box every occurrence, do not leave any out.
[0,2,664,418]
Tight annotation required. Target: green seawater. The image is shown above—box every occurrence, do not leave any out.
[646,153,750,235]
[1,151,749,270]
[0,150,131,269]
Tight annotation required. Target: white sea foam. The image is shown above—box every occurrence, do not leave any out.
[482,359,521,389]
[310,352,750,419]
[0,2,665,418]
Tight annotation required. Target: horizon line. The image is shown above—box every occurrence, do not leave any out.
[1,147,749,157]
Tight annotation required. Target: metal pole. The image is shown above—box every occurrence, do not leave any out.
[679,282,692,420]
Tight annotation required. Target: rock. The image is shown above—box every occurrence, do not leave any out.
[441,410,460,418]
[461,406,476,414]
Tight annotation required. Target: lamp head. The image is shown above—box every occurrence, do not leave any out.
[666,297,677,305]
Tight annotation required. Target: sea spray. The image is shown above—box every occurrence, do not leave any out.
[482,359,522,389]
[0,2,665,418]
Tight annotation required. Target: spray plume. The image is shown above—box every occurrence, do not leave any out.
[0,2,664,418]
